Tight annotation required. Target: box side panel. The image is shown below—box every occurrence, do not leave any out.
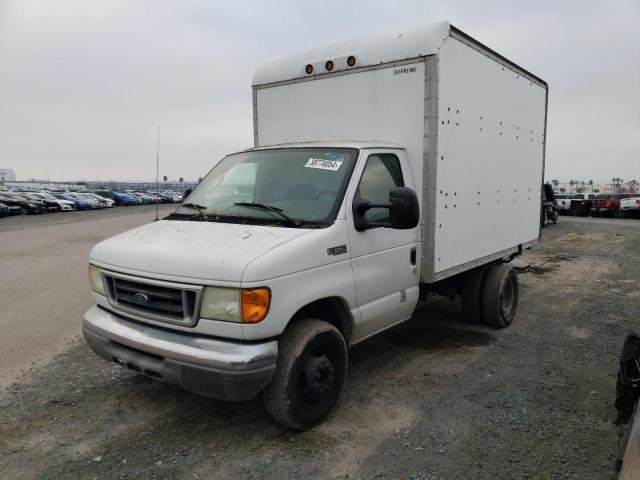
[255,61,426,193]
[431,37,547,281]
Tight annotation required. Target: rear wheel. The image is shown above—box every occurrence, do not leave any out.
[461,265,491,324]
[263,319,347,430]
[483,265,519,328]
[551,210,559,223]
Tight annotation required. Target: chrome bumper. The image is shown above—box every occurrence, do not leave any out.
[83,305,277,401]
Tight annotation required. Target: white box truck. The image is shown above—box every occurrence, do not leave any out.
[83,22,548,429]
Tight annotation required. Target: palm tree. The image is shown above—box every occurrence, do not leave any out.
[612,178,623,193]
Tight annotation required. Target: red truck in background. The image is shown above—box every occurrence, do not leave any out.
[591,193,640,217]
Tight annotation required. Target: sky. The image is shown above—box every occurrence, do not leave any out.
[0,0,638,183]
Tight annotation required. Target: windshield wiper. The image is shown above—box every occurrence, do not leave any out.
[181,202,210,220]
[233,202,301,227]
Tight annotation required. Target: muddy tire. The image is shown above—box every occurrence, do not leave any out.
[552,210,559,224]
[263,319,347,430]
[461,265,491,324]
[483,265,519,328]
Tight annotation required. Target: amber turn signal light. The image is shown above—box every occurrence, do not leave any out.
[325,60,334,71]
[305,64,313,75]
[347,56,356,67]
[241,288,271,323]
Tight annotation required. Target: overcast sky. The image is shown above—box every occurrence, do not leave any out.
[0,0,638,182]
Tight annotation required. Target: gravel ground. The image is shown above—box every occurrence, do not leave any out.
[1,215,639,479]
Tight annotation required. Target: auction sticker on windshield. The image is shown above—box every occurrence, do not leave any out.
[305,158,343,171]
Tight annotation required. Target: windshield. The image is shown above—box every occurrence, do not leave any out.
[174,148,357,227]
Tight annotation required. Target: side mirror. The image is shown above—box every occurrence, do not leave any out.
[183,188,192,199]
[353,187,420,232]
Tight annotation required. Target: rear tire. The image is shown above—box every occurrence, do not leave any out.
[483,265,519,328]
[461,265,491,324]
[551,210,559,223]
[263,319,347,430]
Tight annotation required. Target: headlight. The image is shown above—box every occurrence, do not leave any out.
[200,286,270,323]
[88,264,106,295]
[200,287,241,322]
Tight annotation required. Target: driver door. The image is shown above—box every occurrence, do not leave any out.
[346,149,420,341]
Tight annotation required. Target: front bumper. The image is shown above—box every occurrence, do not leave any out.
[83,305,278,401]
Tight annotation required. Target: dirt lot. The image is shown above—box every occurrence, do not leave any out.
[1,213,639,479]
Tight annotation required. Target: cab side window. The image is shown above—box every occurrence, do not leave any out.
[356,154,404,223]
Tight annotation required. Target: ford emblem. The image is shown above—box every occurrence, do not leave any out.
[133,292,150,304]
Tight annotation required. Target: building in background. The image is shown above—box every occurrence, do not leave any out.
[551,180,639,194]
[0,169,16,182]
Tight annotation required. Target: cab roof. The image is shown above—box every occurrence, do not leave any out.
[245,141,404,152]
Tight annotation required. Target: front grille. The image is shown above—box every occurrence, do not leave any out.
[103,272,201,326]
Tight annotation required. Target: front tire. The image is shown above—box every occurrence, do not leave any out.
[263,319,347,430]
[483,265,519,328]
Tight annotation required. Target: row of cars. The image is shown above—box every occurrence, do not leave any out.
[555,192,640,218]
[0,188,183,217]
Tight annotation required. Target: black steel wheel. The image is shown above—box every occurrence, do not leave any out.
[263,319,347,430]
[483,265,519,328]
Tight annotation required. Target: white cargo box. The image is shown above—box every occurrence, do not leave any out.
[252,22,548,283]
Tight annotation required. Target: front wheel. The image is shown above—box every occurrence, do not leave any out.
[263,319,347,430]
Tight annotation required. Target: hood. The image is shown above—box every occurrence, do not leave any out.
[90,220,312,283]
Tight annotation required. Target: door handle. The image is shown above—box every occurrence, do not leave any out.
[410,247,417,266]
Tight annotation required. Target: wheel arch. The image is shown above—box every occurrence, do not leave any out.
[289,296,355,345]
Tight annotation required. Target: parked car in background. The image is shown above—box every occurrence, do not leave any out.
[52,193,94,210]
[591,194,621,217]
[78,192,115,207]
[93,190,135,206]
[569,193,596,216]
[620,194,640,218]
[16,192,62,213]
[555,194,572,214]
[30,192,77,211]
[0,194,47,214]
[128,192,152,204]
[2,192,57,213]
[119,192,142,205]
[0,202,21,216]
[65,192,102,209]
